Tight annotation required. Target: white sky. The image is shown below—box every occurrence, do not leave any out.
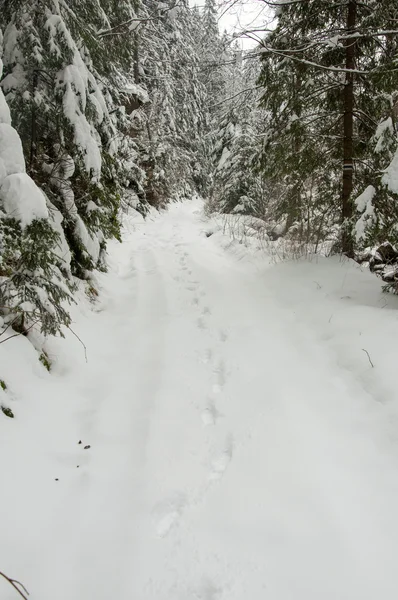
[218,0,273,48]
[190,0,274,49]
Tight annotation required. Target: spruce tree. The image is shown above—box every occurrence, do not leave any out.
[0,53,73,336]
[257,0,398,254]
[0,0,146,278]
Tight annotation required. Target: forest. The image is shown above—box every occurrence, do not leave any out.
[1,2,398,599]
[0,0,398,340]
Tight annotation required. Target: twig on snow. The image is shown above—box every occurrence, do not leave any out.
[66,325,88,363]
[362,348,374,368]
[0,570,29,599]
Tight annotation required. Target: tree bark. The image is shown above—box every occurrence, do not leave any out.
[341,0,357,256]
[29,70,38,172]
[133,32,140,84]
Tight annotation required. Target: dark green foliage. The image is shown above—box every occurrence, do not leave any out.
[39,351,51,371]
[1,406,14,418]
[0,218,74,336]
[254,0,398,250]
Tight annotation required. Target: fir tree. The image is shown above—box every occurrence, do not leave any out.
[257,0,398,254]
[0,53,73,336]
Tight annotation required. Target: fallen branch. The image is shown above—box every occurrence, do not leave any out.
[66,325,88,363]
[362,348,374,368]
[0,570,29,599]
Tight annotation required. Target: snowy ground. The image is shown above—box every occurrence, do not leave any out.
[2,199,398,599]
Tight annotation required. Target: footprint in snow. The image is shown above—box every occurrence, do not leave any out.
[201,400,221,426]
[202,348,213,364]
[194,578,222,600]
[153,492,187,538]
[202,306,211,315]
[219,329,228,342]
[212,359,226,394]
[197,317,207,330]
[210,435,233,481]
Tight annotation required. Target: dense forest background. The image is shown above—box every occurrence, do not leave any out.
[1,0,398,340]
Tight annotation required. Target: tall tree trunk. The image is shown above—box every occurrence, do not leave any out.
[341,0,357,256]
[29,70,38,172]
[133,32,140,83]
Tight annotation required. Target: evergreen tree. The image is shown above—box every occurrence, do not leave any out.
[257,0,398,254]
[0,0,146,279]
[136,0,208,204]
[0,53,73,336]
[209,48,268,217]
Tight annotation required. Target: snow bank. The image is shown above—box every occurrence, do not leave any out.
[0,173,49,227]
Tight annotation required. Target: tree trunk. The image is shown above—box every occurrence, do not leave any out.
[341,0,357,256]
[29,70,38,172]
[133,32,140,83]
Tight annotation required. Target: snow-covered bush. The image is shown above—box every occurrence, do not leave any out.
[0,57,73,336]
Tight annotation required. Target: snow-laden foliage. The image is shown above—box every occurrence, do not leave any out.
[210,57,268,218]
[208,0,398,276]
[135,0,210,205]
[2,2,119,278]
[0,57,73,336]
[0,0,218,336]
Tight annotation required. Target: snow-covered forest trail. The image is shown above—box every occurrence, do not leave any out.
[3,199,398,600]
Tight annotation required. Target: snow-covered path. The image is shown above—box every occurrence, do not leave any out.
[2,199,398,599]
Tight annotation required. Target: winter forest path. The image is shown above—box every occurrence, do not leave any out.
[5,199,398,600]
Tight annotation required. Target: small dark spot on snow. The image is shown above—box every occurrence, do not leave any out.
[1,406,14,418]
[84,445,91,450]
[205,231,213,238]
[55,478,59,481]
[77,465,80,468]
[78,440,82,444]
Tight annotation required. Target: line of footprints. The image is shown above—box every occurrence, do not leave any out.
[154,247,233,538]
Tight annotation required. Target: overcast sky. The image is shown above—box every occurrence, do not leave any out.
[188,0,273,48]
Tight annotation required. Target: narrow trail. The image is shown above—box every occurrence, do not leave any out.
[4,200,398,600]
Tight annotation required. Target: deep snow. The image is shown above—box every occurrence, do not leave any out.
[2,199,398,599]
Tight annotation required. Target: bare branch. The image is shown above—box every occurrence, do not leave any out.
[0,570,29,600]
[362,348,375,368]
